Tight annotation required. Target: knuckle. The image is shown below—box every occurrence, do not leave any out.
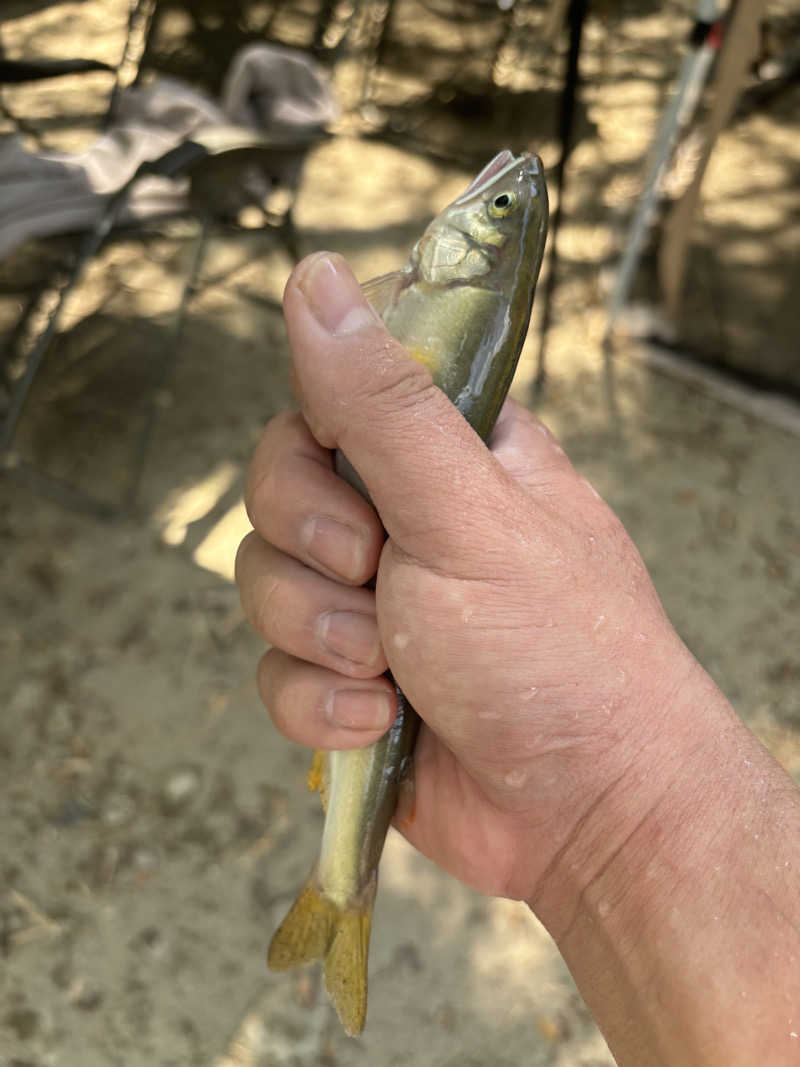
[245,460,276,533]
[261,408,305,448]
[366,355,436,416]
[234,531,253,587]
[343,339,438,423]
[245,411,305,525]
[246,466,275,533]
[256,650,284,723]
[238,538,294,646]
[253,573,287,644]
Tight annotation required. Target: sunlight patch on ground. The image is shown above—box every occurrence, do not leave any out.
[192,498,253,582]
[156,462,240,547]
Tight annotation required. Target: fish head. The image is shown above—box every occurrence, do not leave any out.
[413,150,548,292]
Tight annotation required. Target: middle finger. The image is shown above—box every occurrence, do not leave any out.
[236,531,388,679]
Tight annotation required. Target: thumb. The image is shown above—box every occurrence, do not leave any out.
[283,251,514,563]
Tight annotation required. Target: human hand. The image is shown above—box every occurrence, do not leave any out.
[236,252,699,907]
[238,252,800,1067]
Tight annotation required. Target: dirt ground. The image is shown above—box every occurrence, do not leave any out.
[1,2,799,1065]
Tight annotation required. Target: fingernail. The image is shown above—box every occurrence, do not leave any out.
[297,253,380,335]
[303,515,366,582]
[318,610,381,667]
[327,689,393,731]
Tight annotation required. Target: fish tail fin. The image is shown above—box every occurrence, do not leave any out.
[267,879,335,970]
[323,894,373,1037]
[267,872,377,1037]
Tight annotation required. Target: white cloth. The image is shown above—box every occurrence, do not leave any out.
[0,44,338,260]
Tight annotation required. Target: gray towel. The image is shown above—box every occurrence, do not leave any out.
[0,44,338,260]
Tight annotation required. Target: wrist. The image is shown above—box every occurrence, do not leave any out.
[526,633,712,934]
[527,649,800,1066]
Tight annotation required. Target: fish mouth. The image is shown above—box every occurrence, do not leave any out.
[454,150,543,205]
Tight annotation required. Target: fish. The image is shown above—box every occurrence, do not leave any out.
[267,149,548,1036]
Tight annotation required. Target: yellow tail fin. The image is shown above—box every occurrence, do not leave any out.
[267,874,376,1036]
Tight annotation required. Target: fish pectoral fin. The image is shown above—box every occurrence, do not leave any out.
[267,872,377,1037]
[360,268,412,317]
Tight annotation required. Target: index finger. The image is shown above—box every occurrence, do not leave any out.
[245,410,384,586]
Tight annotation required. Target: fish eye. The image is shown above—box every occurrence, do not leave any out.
[488,191,518,218]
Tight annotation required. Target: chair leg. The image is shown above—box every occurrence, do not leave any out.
[122,215,210,515]
[0,192,125,457]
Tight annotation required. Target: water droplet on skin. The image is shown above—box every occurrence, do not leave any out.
[581,477,601,500]
[522,686,539,701]
[593,614,606,631]
[462,605,475,623]
[393,633,410,650]
[503,767,527,789]
[617,669,627,684]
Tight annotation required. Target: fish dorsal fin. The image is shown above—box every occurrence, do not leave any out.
[360,268,412,318]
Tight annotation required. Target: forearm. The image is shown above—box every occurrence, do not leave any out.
[531,659,800,1066]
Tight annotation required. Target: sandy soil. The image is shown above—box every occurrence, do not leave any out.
[1,2,799,1065]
